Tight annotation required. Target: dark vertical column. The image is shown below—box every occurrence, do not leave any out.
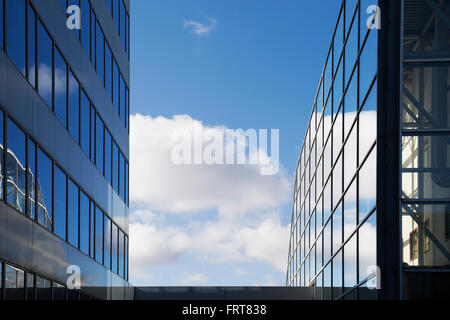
[377,0,402,300]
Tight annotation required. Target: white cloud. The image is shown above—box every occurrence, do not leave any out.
[128,114,292,285]
[183,17,218,36]
[179,273,209,285]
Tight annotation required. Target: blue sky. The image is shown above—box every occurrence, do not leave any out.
[129,0,344,286]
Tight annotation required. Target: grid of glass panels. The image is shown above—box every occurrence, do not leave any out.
[401,0,450,268]
[287,0,378,300]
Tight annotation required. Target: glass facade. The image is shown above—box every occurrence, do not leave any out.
[0,0,130,299]
[401,0,450,268]
[287,0,378,300]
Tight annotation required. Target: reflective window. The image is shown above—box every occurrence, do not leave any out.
[112,141,119,193]
[126,86,130,129]
[105,42,112,98]
[120,0,126,48]
[112,223,118,273]
[36,276,51,300]
[359,83,377,161]
[125,161,129,205]
[69,70,80,142]
[68,179,79,248]
[0,0,3,48]
[120,74,126,125]
[105,130,112,184]
[90,106,95,161]
[95,206,103,263]
[125,235,128,280]
[344,73,357,138]
[344,11,357,86]
[4,264,25,300]
[343,234,357,291]
[54,165,67,240]
[81,0,90,57]
[90,200,95,258]
[90,10,96,63]
[113,59,119,113]
[26,273,35,300]
[359,148,376,221]
[104,215,111,269]
[53,282,65,300]
[96,21,104,85]
[106,0,112,12]
[27,139,36,219]
[344,180,357,240]
[359,211,376,282]
[54,48,67,127]
[332,250,342,298]
[120,152,125,200]
[80,191,89,255]
[7,0,26,75]
[6,119,26,214]
[96,114,104,175]
[127,12,130,58]
[37,148,52,230]
[38,20,53,108]
[359,29,377,102]
[28,5,36,87]
[80,90,90,156]
[113,0,119,31]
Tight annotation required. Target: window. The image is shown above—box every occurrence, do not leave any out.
[119,152,125,200]
[113,0,119,32]
[119,230,124,277]
[105,130,112,184]
[446,206,450,240]
[38,20,53,108]
[6,119,26,214]
[410,229,418,261]
[27,139,36,219]
[95,114,104,175]
[112,141,119,193]
[126,87,130,130]
[90,106,95,161]
[68,0,80,39]
[80,90,90,156]
[54,165,67,240]
[28,5,36,88]
[7,0,26,75]
[80,191,89,255]
[36,276,51,300]
[125,235,128,280]
[0,112,3,200]
[127,12,130,58]
[113,59,119,113]
[120,74,126,125]
[54,48,67,127]
[26,273,35,300]
[96,21,104,85]
[37,148,52,230]
[81,0,90,56]
[95,206,103,264]
[53,282,66,300]
[120,0,126,49]
[90,10,96,63]
[424,220,430,253]
[68,70,80,142]
[112,224,118,273]
[0,0,3,49]
[90,200,94,258]
[68,179,79,247]
[125,161,129,206]
[104,215,111,269]
[4,264,25,300]
[105,42,112,99]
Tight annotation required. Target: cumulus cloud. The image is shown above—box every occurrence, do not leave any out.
[129,114,292,285]
[183,17,218,36]
[179,273,209,285]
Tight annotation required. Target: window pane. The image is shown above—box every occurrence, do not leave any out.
[96,114,104,175]
[125,161,129,206]
[90,200,94,257]
[68,70,80,142]
[113,59,119,113]
[54,48,67,127]
[90,106,95,161]
[360,29,377,102]
[112,141,119,193]
[80,191,89,255]
[7,119,26,214]
[125,235,128,280]
[68,179,79,247]
[126,86,129,129]
[28,5,36,87]
[359,148,376,221]
[120,0,126,48]
[53,282,65,300]
[80,90,90,155]
[37,148,52,230]
[0,0,3,48]
[90,10,95,63]
[104,215,111,269]
[333,203,342,252]
[38,20,53,108]
[359,211,377,282]
[7,0,26,75]
[54,165,67,240]
[105,130,112,184]
[112,223,118,273]
[344,179,357,240]
[343,234,357,291]
[81,0,90,57]
[95,206,103,263]
[26,273,34,300]
[96,21,104,85]
[27,139,36,219]
[120,152,125,200]
[332,249,342,299]
[105,42,112,99]
[120,74,126,126]
[359,84,377,161]
[36,276,51,300]
[113,0,119,31]
[4,264,24,300]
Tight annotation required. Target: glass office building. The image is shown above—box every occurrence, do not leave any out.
[0,0,130,300]
[287,0,450,300]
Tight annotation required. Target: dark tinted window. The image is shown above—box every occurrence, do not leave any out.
[113,0,119,31]
[111,223,118,273]
[28,139,36,219]
[105,130,112,184]
[36,276,51,300]
[37,148,52,230]
[7,0,26,75]
[54,165,67,240]
[6,119,26,214]
[38,20,53,108]
[54,48,67,127]
[28,5,36,87]
[95,206,103,263]
[90,10,96,63]
[4,264,25,300]
[68,179,79,247]
[119,152,125,200]
[90,200,94,257]
[120,0,126,48]
[113,59,119,113]
[96,114,104,175]
[81,0,90,56]
[105,42,112,98]
[104,215,111,269]
[0,0,3,48]
[120,75,126,125]
[80,191,89,255]
[96,21,104,85]
[80,90,90,156]
[0,111,3,200]
[90,106,95,161]
[69,70,80,142]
